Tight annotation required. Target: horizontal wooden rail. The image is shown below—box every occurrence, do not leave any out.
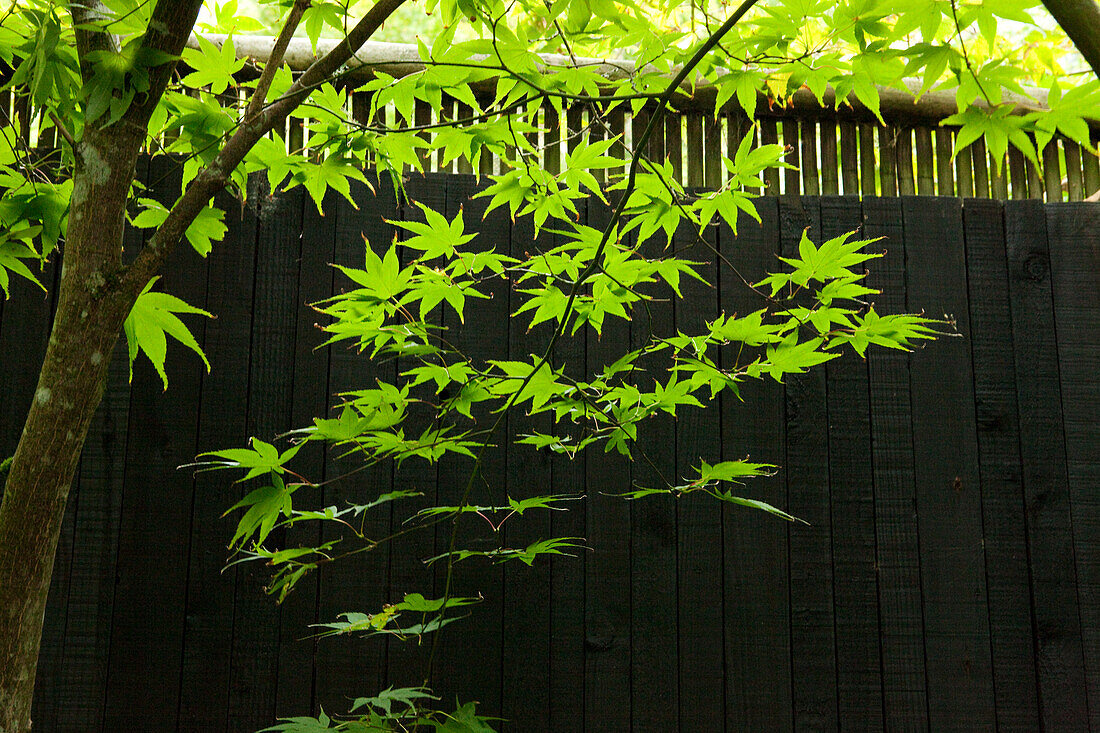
[3,40,1100,202]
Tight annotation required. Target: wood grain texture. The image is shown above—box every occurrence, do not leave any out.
[719,196,792,731]
[103,156,210,731]
[1046,202,1100,730]
[225,185,305,732]
[903,196,995,730]
[499,199,552,733]
[583,195,632,733]
[431,174,506,716]
[963,199,1041,732]
[547,200,587,733]
[312,180,397,714]
[629,197,678,732]
[862,196,929,730]
[50,158,147,732]
[780,196,838,732]
[1004,200,1088,729]
[822,196,884,731]
[676,186,724,729]
[176,182,259,733]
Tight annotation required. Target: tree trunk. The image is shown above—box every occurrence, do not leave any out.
[0,128,142,733]
[1041,0,1100,80]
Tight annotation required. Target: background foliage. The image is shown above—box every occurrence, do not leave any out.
[1,0,1097,729]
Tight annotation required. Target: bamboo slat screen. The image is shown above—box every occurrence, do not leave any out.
[3,75,1100,201]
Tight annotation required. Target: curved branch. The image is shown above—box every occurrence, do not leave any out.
[245,0,310,122]
[119,0,408,298]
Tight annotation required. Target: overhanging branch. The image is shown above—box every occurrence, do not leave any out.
[185,34,1076,126]
[118,0,409,299]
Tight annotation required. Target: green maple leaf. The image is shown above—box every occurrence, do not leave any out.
[123,277,212,389]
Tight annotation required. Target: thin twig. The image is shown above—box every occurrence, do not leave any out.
[246,0,311,121]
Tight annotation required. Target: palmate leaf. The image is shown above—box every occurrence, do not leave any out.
[193,437,304,482]
[313,593,481,638]
[0,224,45,298]
[351,686,439,716]
[424,537,587,567]
[131,198,227,257]
[123,276,212,389]
[222,473,296,549]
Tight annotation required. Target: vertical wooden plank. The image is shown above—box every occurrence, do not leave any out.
[972,138,991,199]
[543,105,561,176]
[434,97,456,174]
[606,106,626,184]
[719,197,792,731]
[224,186,306,732]
[800,120,820,196]
[567,104,585,160]
[1042,140,1061,202]
[547,199,587,732]
[457,103,475,175]
[903,196,996,729]
[761,119,781,195]
[479,125,495,178]
[726,112,752,189]
[1063,141,1084,201]
[584,194,632,733]
[311,180,398,714]
[499,200,552,733]
[896,127,916,196]
[630,199,678,733]
[956,137,976,199]
[384,174,445,693]
[862,197,929,729]
[415,99,433,172]
[686,112,704,188]
[936,128,956,197]
[1004,201,1089,728]
[1008,146,1028,200]
[782,119,801,196]
[1082,137,1099,197]
[666,112,683,185]
[822,197,883,730]
[103,158,209,731]
[590,108,607,188]
[990,152,1009,200]
[704,115,723,189]
[1047,201,1100,730]
[915,127,935,196]
[963,199,1041,732]
[676,188,723,730]
[431,174,507,716]
[839,121,859,196]
[274,186,338,719]
[859,125,877,197]
[176,183,259,733]
[780,196,837,731]
[878,127,898,197]
[819,119,839,195]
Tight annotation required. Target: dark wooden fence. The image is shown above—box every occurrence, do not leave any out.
[4,163,1099,731]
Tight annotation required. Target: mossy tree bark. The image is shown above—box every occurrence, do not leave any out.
[0,2,405,729]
